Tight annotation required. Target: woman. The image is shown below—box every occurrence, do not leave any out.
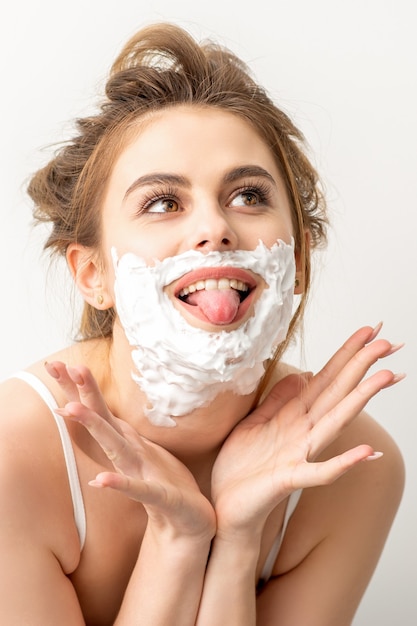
[0,23,404,625]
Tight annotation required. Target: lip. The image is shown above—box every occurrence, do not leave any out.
[169,267,261,327]
[174,267,257,294]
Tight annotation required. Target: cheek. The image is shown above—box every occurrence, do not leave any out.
[255,220,294,248]
[103,220,176,261]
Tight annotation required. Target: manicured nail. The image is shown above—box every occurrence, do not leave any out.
[368,322,383,342]
[67,366,84,386]
[53,408,72,418]
[44,361,59,379]
[386,343,405,356]
[382,372,407,390]
[364,451,384,461]
[88,479,104,488]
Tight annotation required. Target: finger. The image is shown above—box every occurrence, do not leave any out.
[308,368,398,458]
[306,338,399,425]
[262,335,394,425]
[55,402,141,475]
[65,365,110,416]
[291,444,381,490]
[309,338,404,423]
[65,365,125,435]
[298,325,385,410]
[253,372,313,423]
[88,471,164,506]
[44,360,81,403]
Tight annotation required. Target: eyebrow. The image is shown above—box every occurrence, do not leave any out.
[124,173,190,199]
[222,165,277,186]
[123,165,277,199]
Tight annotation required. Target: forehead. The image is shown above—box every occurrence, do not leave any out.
[109,106,282,184]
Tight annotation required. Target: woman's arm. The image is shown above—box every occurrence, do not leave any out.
[0,532,85,626]
[195,325,404,625]
[50,363,216,626]
[113,526,211,625]
[87,443,214,626]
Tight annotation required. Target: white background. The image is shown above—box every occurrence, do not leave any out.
[0,1,415,623]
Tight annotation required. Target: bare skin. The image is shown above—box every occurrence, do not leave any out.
[0,325,405,625]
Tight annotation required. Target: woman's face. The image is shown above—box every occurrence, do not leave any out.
[99,106,297,329]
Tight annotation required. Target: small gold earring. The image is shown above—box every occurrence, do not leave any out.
[294,278,300,288]
[96,294,104,305]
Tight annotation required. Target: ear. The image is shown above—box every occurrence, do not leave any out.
[66,244,113,310]
[294,229,311,295]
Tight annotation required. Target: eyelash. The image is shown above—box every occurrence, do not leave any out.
[230,181,272,206]
[135,185,181,215]
[135,180,273,215]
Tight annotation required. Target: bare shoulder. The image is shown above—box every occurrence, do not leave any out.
[321,409,404,512]
[257,406,404,624]
[0,376,81,570]
[0,375,52,457]
[0,373,86,620]
[321,409,405,529]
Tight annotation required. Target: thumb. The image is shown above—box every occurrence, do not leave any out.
[253,372,313,423]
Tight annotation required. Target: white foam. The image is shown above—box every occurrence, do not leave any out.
[113,239,295,426]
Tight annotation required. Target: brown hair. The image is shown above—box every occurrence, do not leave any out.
[28,22,327,352]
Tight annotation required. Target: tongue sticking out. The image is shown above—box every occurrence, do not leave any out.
[186,289,241,325]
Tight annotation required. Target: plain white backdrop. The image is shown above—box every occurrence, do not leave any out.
[0,1,415,623]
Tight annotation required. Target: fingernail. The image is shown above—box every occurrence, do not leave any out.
[88,479,104,488]
[387,342,405,356]
[67,366,84,386]
[44,361,59,379]
[382,372,407,390]
[368,321,383,342]
[364,451,384,461]
[53,408,72,418]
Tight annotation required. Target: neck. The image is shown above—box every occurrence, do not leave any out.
[93,327,257,468]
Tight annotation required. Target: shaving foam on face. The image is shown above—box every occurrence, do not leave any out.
[112,239,295,427]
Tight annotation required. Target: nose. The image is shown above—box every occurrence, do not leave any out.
[189,204,239,252]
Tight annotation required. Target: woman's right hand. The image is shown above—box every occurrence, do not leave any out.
[45,361,216,542]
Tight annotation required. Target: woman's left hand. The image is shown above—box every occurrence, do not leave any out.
[211,325,403,536]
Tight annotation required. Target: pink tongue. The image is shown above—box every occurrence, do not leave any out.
[186,289,241,325]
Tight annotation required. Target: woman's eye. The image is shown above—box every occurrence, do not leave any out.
[230,191,260,207]
[147,198,180,213]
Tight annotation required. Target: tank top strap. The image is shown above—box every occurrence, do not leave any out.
[11,371,86,550]
[258,488,302,585]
